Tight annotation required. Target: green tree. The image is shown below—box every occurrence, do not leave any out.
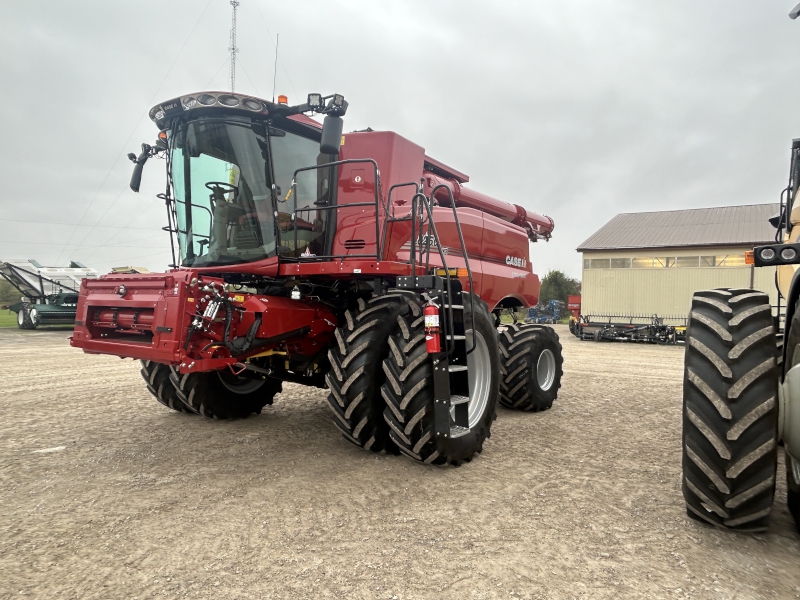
[539,270,581,306]
[0,278,21,304]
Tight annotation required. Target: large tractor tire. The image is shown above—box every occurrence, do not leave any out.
[325,293,415,453]
[17,305,36,330]
[140,361,193,413]
[498,323,563,411]
[682,288,779,531]
[381,294,500,466]
[779,299,800,532]
[170,368,282,419]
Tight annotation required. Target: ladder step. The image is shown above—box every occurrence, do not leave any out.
[448,365,468,373]
[449,425,470,438]
[446,334,466,340]
[450,395,469,405]
[443,304,464,310]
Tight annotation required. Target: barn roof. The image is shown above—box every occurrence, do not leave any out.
[577,203,780,251]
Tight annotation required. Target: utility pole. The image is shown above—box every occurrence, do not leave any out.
[229,0,239,92]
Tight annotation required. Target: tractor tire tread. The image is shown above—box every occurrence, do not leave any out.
[381,294,499,466]
[497,323,563,411]
[169,368,281,419]
[325,291,415,453]
[682,288,779,532]
[139,360,193,412]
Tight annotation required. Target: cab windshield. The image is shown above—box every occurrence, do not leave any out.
[170,115,332,267]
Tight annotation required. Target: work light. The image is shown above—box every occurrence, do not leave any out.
[760,248,776,261]
[242,98,263,111]
[307,93,323,109]
[218,94,239,107]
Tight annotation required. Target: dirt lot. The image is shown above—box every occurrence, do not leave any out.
[1,325,798,599]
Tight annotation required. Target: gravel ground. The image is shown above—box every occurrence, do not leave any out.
[1,325,798,600]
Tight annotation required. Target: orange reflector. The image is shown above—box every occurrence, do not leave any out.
[158,131,167,140]
[278,95,288,104]
[745,250,754,265]
[434,267,470,278]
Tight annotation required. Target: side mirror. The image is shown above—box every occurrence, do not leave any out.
[320,116,343,155]
[129,143,152,192]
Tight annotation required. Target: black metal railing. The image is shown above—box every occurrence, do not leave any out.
[285,159,382,261]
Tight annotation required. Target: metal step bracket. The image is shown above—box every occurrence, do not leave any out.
[432,355,453,440]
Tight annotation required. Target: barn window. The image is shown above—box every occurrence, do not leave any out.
[631,257,653,268]
[675,256,700,268]
[717,254,746,267]
[610,258,631,268]
[590,258,610,269]
[700,255,716,267]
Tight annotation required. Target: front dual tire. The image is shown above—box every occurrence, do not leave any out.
[380,294,500,466]
[325,295,565,466]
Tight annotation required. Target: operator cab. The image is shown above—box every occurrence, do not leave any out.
[129,91,347,268]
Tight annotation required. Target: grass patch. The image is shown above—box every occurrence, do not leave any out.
[0,310,17,328]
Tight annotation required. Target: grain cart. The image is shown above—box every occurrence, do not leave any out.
[0,259,98,329]
[70,91,563,465]
[680,6,800,532]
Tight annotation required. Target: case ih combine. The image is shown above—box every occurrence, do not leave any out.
[70,91,563,466]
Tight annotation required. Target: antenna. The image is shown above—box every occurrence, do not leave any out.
[229,0,240,92]
[272,33,279,103]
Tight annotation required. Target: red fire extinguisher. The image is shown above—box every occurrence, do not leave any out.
[424,301,441,353]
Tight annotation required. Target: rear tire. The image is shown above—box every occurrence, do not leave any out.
[325,293,414,453]
[381,294,499,466]
[498,323,563,411]
[140,360,193,413]
[682,288,779,532]
[170,368,282,419]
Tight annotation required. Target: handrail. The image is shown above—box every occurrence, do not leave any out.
[288,159,381,261]
[430,184,476,355]
[380,181,421,260]
[411,192,461,358]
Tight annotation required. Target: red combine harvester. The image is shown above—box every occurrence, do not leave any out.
[70,91,562,466]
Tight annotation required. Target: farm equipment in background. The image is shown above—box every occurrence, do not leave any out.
[570,313,686,345]
[525,299,563,324]
[70,89,564,467]
[0,260,98,329]
[567,294,581,319]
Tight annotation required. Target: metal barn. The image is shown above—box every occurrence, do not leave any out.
[577,204,780,319]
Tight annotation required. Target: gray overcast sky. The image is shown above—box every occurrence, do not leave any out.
[1,1,800,278]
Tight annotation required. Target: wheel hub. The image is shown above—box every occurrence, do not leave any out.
[459,330,491,429]
[216,369,267,394]
[537,349,556,391]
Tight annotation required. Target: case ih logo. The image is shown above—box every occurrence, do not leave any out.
[506,255,527,268]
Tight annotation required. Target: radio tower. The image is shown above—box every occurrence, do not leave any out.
[229,0,240,92]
